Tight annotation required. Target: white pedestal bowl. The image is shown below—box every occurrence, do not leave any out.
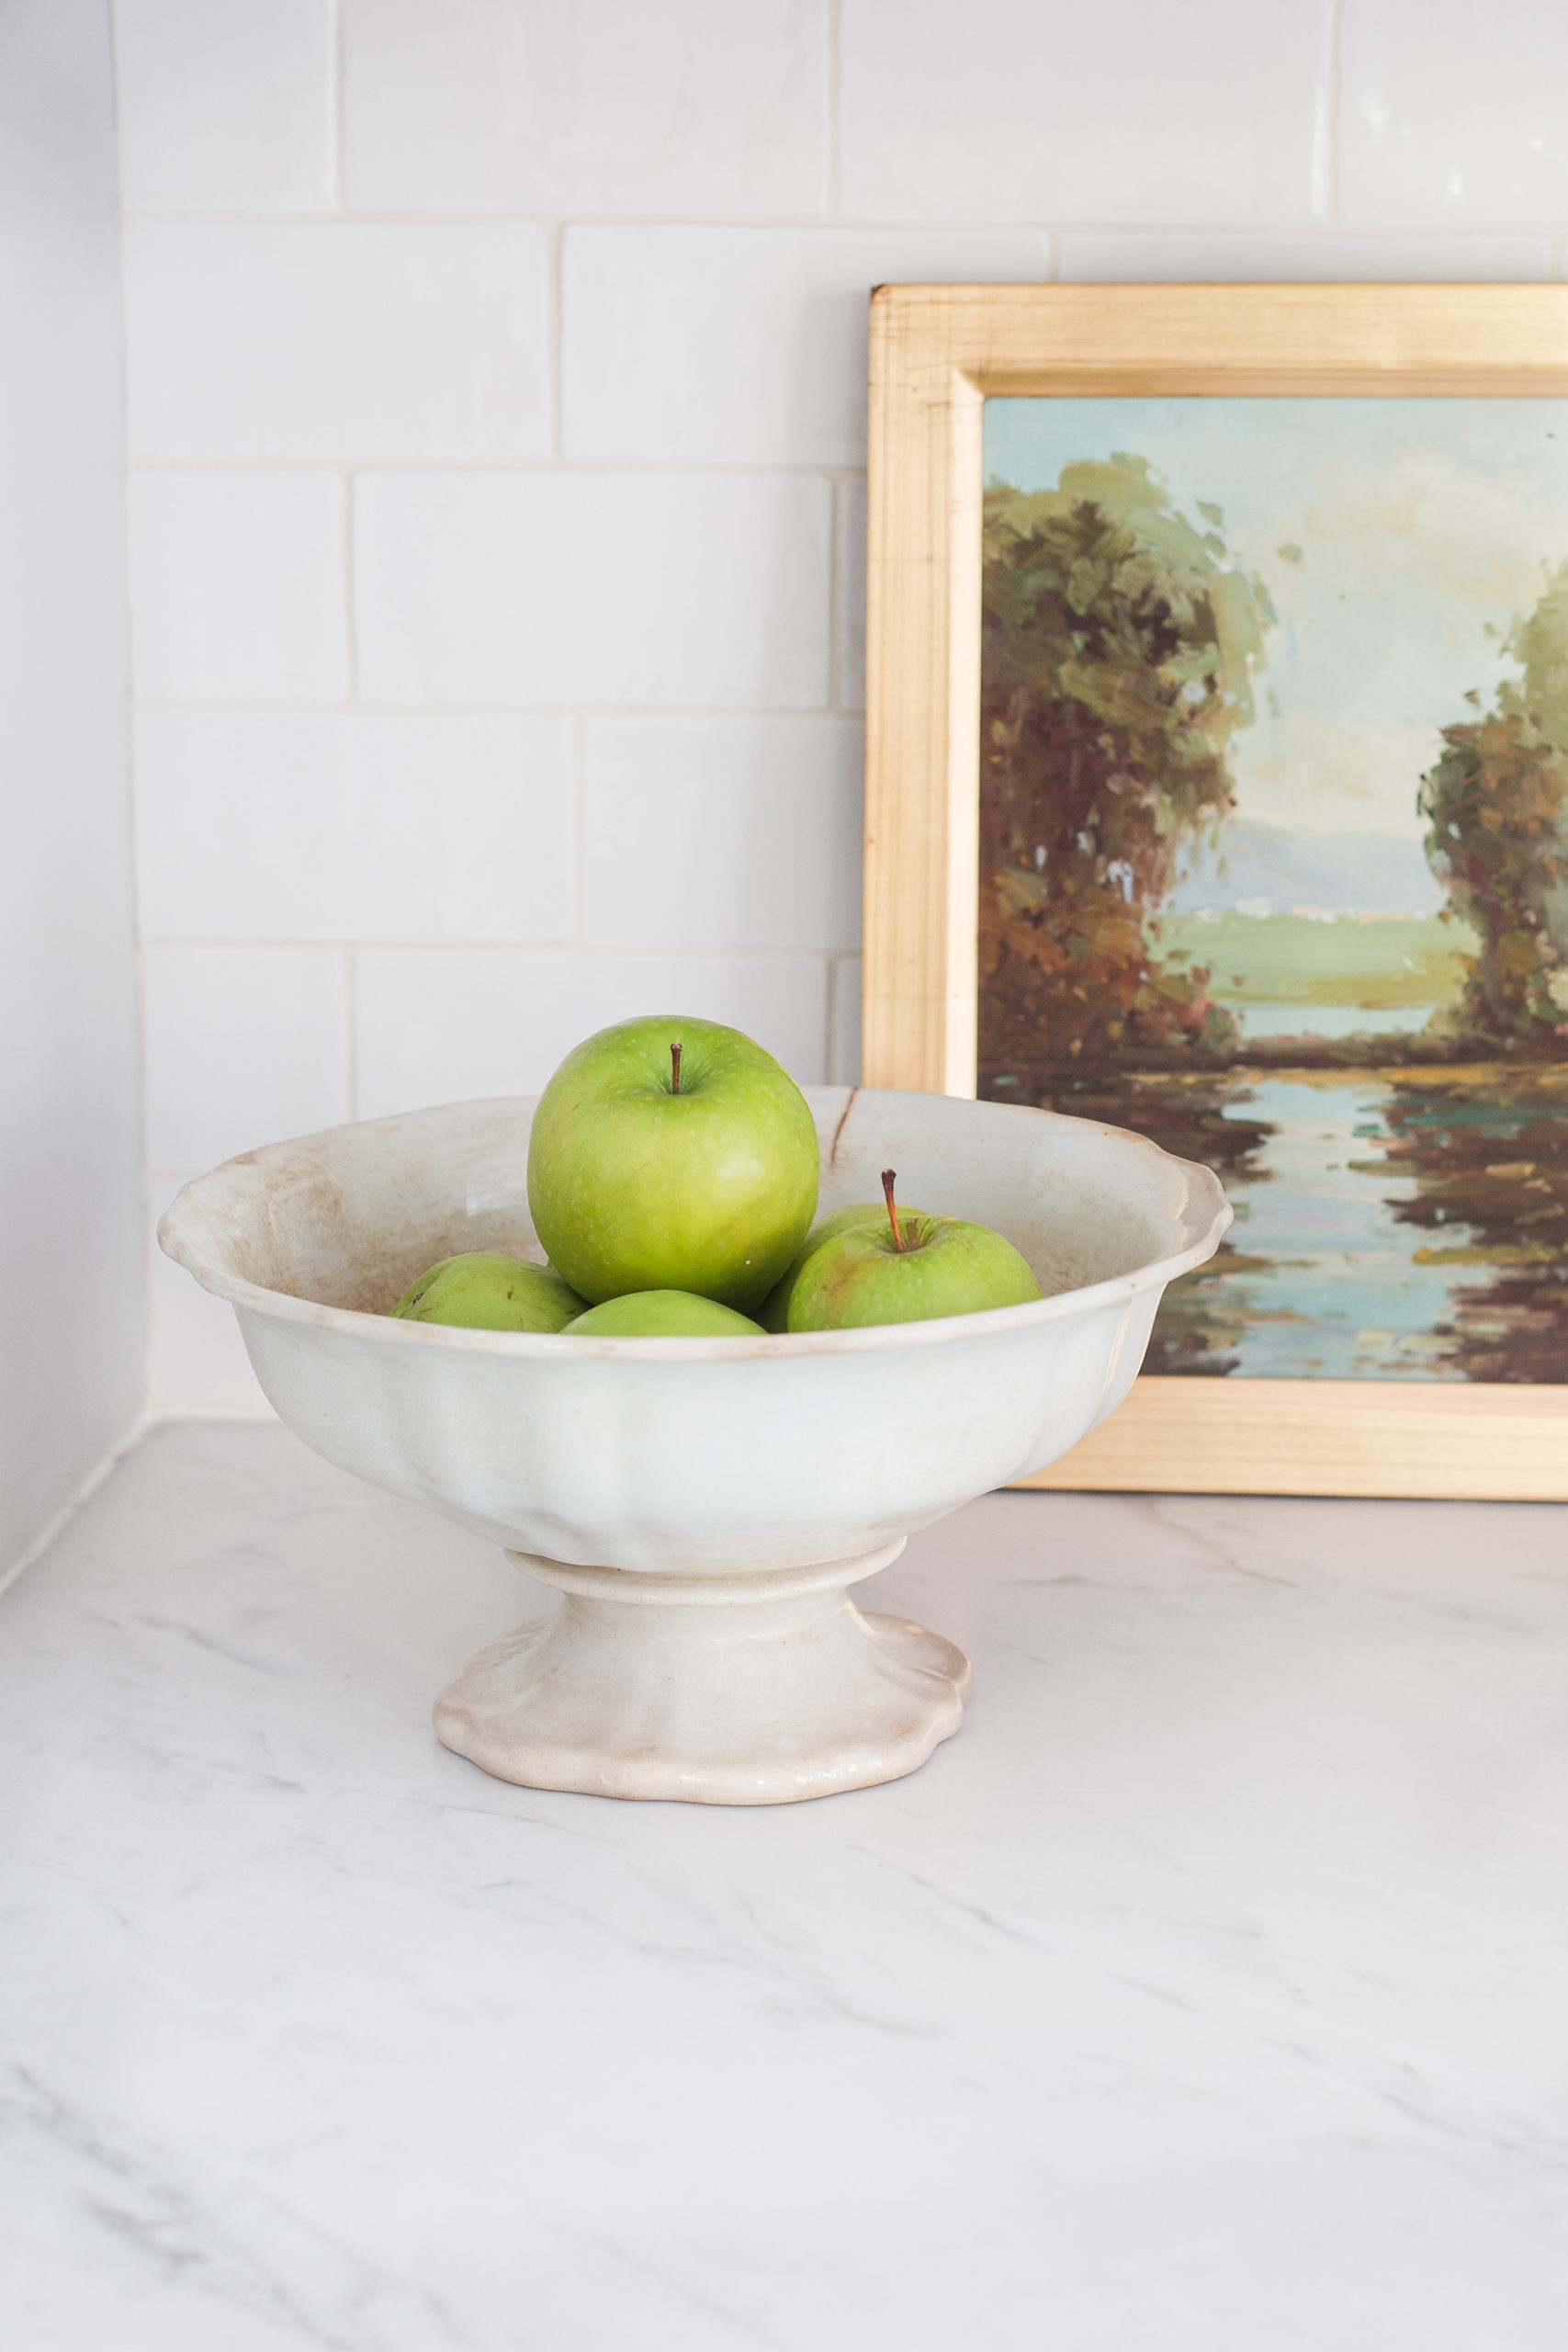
[159,1087,1229,1804]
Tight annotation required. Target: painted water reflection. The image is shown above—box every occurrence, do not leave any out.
[1033,1065,1568,1382]
[975,401,1568,1387]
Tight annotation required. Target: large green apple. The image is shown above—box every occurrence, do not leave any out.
[565,1290,763,1338]
[758,1195,917,1331]
[527,1015,819,1308]
[391,1252,586,1331]
[786,1172,1042,1330]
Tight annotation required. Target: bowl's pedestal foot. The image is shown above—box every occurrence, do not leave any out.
[433,1538,970,1805]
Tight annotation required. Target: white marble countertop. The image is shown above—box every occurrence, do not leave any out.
[5,1421,1568,2350]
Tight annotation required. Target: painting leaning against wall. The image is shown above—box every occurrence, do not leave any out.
[978,395,1568,1385]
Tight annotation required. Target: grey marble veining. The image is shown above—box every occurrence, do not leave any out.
[5,1421,1568,2350]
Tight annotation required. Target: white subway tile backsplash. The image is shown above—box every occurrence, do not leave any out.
[113,0,1568,1421]
[840,0,1333,225]
[136,712,573,944]
[561,229,1048,468]
[582,717,862,954]
[114,0,333,215]
[150,1179,271,1415]
[341,0,827,217]
[128,471,347,704]
[124,225,550,462]
[355,473,833,708]
[355,949,829,1113]
[1342,0,1568,227]
[1059,233,1555,283]
[145,945,347,1168]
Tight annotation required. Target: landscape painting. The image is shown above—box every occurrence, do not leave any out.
[978,395,1568,1383]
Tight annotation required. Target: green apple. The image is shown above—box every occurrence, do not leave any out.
[391,1252,586,1332]
[758,1196,918,1331]
[564,1290,764,1338]
[785,1170,1042,1331]
[527,1014,819,1309]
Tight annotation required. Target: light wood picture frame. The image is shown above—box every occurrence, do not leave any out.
[863,283,1568,1499]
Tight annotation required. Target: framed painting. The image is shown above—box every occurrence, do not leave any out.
[863,283,1568,1498]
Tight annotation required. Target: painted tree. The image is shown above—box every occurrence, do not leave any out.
[979,456,1271,1076]
[1420,561,1568,1046]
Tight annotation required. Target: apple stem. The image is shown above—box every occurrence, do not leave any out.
[881,1168,908,1252]
[670,1040,682,1095]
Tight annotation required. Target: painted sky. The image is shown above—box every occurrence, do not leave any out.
[984,396,1568,908]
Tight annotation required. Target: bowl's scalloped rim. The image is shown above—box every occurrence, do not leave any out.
[157,1090,1234,1363]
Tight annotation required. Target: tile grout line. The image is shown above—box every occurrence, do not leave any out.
[118,208,1564,238]
[827,476,843,711]
[118,477,157,1416]
[570,711,585,948]
[326,0,344,211]
[547,217,565,459]
[343,947,358,1121]
[342,469,358,699]
[825,953,840,1084]
[1323,0,1344,229]
[140,939,843,959]
[124,459,872,480]
[132,703,858,720]
[824,0,841,217]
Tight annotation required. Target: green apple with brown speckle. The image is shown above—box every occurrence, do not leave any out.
[391,1252,585,1332]
[758,1196,918,1331]
[784,1171,1042,1331]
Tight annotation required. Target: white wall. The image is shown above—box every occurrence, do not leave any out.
[118,0,1568,1410]
[0,0,144,1568]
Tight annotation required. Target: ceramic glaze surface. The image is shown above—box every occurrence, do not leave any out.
[437,1549,973,1805]
[160,1087,1226,1570]
[159,1087,1228,1799]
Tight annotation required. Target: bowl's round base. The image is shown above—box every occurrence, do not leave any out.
[433,1543,971,1805]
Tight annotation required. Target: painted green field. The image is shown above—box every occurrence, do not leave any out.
[1157,911,1479,1008]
